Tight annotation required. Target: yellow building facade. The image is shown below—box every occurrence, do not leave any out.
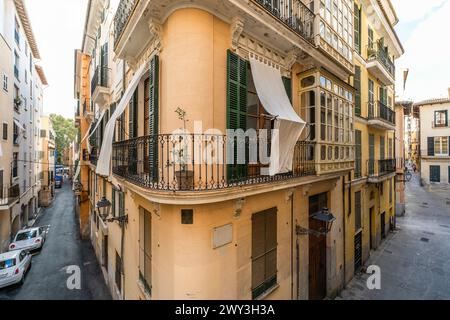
[74,0,403,300]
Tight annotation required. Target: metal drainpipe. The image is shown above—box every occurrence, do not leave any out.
[290,192,294,300]
[120,219,126,300]
[296,230,300,300]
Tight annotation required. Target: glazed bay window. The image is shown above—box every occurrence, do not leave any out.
[318,0,354,70]
[300,70,355,174]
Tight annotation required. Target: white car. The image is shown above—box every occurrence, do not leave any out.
[9,227,46,252]
[0,250,32,289]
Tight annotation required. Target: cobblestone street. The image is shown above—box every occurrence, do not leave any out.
[337,174,450,299]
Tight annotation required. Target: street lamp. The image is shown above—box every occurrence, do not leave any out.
[296,207,336,236]
[96,196,128,224]
[96,196,111,221]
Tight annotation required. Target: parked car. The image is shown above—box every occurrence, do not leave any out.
[0,250,32,289]
[9,227,46,252]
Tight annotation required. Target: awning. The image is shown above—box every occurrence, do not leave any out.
[249,57,306,175]
[13,119,25,132]
[96,62,147,176]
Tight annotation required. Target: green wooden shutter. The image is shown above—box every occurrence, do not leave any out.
[112,188,116,217]
[282,76,292,102]
[149,55,159,183]
[227,50,248,182]
[427,137,435,156]
[354,66,361,116]
[128,89,138,174]
[355,130,362,178]
[129,89,138,138]
[101,42,108,86]
[446,111,449,127]
[354,3,361,54]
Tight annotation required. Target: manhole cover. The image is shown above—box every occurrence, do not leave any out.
[384,250,393,254]
[423,231,435,235]
[446,201,450,205]
[440,225,450,228]
[423,202,428,205]
[420,237,430,242]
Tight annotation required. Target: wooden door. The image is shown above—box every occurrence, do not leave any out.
[308,193,327,300]
[369,207,374,250]
[354,231,362,273]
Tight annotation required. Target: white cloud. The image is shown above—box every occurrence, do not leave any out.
[391,0,447,24]
[395,0,450,101]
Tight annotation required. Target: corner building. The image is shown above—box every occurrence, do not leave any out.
[74,0,403,300]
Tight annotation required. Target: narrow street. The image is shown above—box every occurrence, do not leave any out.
[0,183,111,300]
[337,174,450,299]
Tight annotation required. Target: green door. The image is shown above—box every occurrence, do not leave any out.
[430,165,440,182]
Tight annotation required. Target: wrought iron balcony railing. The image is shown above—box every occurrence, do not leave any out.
[112,134,316,191]
[367,159,396,177]
[0,184,20,206]
[367,44,395,77]
[368,101,396,125]
[113,0,315,46]
[253,0,315,43]
[91,66,110,96]
[114,0,138,47]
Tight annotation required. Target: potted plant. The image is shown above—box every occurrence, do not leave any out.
[173,107,194,190]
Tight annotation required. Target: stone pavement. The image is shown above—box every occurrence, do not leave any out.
[336,173,450,300]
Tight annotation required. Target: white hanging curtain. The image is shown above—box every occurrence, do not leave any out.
[73,161,81,183]
[249,57,306,176]
[13,119,25,132]
[96,63,147,176]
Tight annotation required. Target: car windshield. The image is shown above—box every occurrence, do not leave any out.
[0,258,16,270]
[16,230,37,241]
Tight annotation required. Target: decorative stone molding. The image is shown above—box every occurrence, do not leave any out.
[230,17,244,51]
[286,188,295,201]
[285,48,301,70]
[152,202,161,219]
[148,18,163,53]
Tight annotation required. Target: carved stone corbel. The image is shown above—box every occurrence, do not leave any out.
[234,198,246,218]
[285,48,300,70]
[148,18,163,53]
[152,202,161,219]
[302,184,313,196]
[230,17,244,51]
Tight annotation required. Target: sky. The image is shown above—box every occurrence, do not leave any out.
[392,0,450,101]
[23,0,450,119]
[25,0,88,119]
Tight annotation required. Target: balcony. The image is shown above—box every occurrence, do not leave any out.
[0,184,20,208]
[91,66,110,108]
[112,134,317,192]
[368,101,396,130]
[367,159,396,183]
[366,44,395,85]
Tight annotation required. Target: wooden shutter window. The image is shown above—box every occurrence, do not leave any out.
[148,55,159,182]
[251,207,277,299]
[355,191,361,230]
[2,123,7,140]
[226,50,248,181]
[282,76,292,102]
[354,66,361,116]
[427,137,435,156]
